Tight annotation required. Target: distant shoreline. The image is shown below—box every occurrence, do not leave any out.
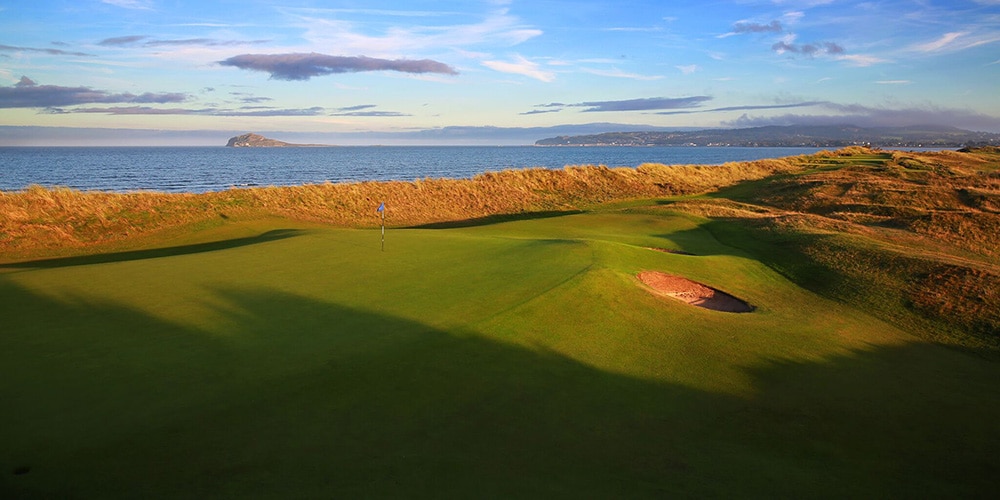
[534,124,1000,148]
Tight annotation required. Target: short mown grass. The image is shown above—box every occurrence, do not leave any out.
[2,147,999,497]
[3,206,999,498]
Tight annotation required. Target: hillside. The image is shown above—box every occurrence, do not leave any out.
[668,147,1000,348]
[535,124,1000,148]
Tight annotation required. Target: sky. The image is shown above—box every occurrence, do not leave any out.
[1,0,999,145]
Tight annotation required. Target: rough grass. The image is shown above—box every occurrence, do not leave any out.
[1,158,799,259]
[666,147,1000,349]
[745,150,1000,260]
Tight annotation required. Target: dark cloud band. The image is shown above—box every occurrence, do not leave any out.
[656,101,829,115]
[218,53,459,81]
[99,36,269,47]
[575,96,712,112]
[44,105,327,117]
[0,43,92,57]
[526,96,713,114]
[0,77,186,108]
[773,41,845,55]
[98,35,148,46]
[733,21,783,34]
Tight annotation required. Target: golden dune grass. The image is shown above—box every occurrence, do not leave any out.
[0,157,801,255]
[3,147,997,261]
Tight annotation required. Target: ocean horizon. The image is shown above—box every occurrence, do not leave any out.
[0,145,938,194]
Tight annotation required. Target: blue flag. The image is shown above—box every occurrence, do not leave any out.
[377,202,385,212]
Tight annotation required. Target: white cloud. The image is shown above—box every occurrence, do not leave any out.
[783,11,805,24]
[545,59,573,67]
[286,6,541,58]
[913,32,969,52]
[875,80,911,85]
[581,67,663,81]
[676,64,700,75]
[834,54,888,66]
[910,31,1000,54]
[482,55,555,82]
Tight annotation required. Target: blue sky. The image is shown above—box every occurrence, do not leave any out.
[1,0,999,144]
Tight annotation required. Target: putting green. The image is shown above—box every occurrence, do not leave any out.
[2,208,998,497]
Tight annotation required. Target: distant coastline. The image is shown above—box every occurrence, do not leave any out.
[535,124,1000,148]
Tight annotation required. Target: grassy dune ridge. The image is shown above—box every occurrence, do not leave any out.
[660,147,1000,348]
[1,158,798,256]
[2,147,999,497]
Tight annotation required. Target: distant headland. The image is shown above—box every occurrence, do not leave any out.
[226,133,330,147]
[535,125,1000,148]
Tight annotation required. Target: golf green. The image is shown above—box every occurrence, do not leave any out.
[3,208,998,497]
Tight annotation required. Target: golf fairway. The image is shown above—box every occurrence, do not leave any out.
[3,208,998,498]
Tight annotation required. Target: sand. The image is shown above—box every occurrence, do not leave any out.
[637,271,753,313]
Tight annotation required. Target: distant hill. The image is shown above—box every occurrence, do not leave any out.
[226,133,329,147]
[535,125,1000,148]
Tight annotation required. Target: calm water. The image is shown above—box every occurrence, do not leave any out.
[0,146,830,193]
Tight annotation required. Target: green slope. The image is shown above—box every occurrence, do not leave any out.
[2,209,998,498]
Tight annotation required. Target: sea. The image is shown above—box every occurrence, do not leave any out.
[2,146,841,194]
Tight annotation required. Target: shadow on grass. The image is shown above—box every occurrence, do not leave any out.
[1,273,998,498]
[0,229,306,269]
[408,210,583,229]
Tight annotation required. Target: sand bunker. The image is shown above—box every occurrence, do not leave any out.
[637,271,754,313]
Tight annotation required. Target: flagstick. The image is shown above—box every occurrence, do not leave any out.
[376,201,386,251]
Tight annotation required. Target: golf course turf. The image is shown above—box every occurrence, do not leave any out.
[2,148,999,497]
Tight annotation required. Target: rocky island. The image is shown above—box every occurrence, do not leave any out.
[226,133,327,147]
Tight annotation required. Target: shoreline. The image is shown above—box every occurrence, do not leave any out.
[0,146,958,195]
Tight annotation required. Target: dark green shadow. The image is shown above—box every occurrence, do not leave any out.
[0,229,306,269]
[408,210,583,229]
[2,278,997,498]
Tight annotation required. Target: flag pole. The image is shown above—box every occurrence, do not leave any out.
[378,202,385,251]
